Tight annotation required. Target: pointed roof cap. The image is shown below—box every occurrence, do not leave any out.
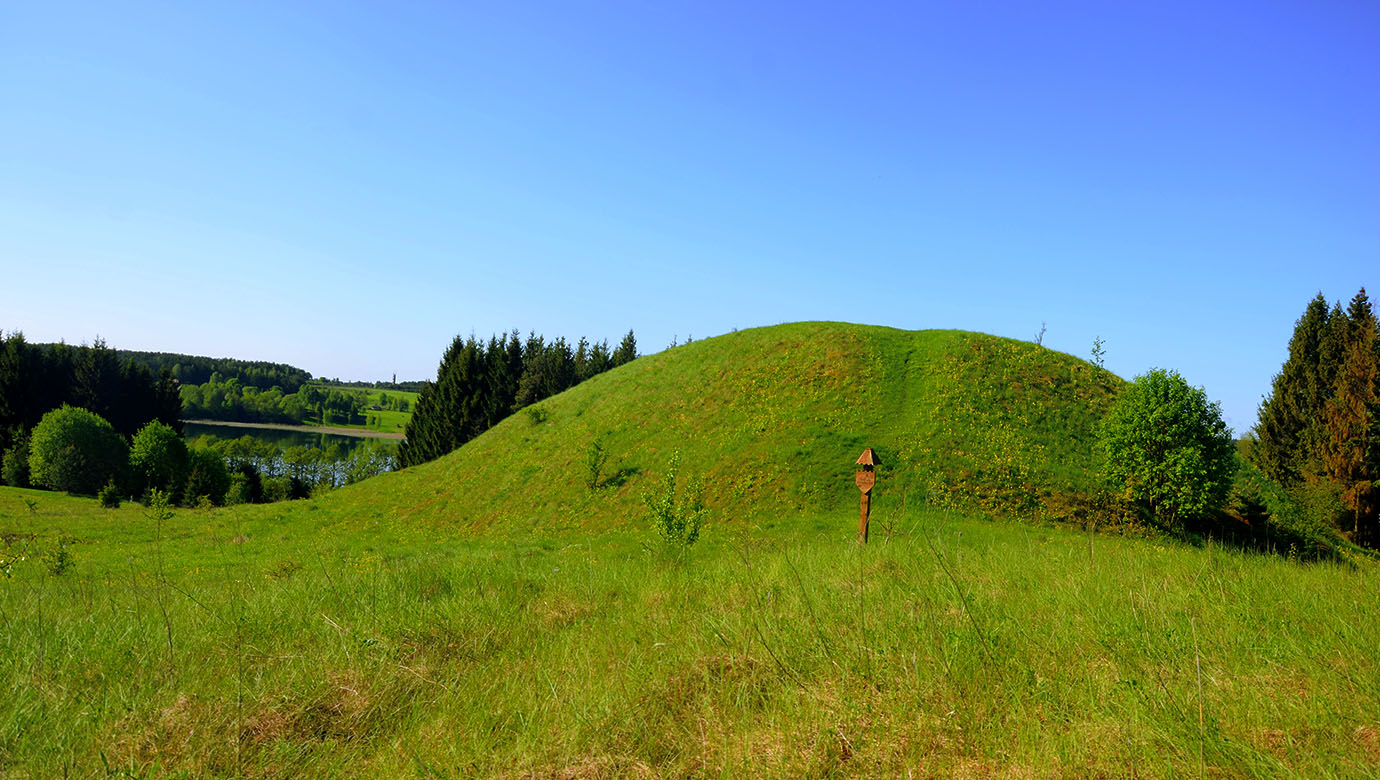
[855,448,880,466]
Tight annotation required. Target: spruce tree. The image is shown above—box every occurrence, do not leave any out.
[612,329,638,367]
[1323,290,1379,543]
[1253,294,1334,485]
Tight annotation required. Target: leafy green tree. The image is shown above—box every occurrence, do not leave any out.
[129,420,189,497]
[28,405,129,495]
[183,448,230,506]
[1098,369,1236,527]
[644,451,706,549]
[1,436,30,488]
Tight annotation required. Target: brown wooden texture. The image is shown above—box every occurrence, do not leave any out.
[855,469,876,494]
[858,491,871,544]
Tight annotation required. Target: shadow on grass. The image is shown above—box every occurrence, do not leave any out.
[599,466,641,490]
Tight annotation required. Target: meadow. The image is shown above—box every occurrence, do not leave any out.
[3,323,1375,778]
[2,486,1376,778]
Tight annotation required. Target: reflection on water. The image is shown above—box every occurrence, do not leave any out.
[182,422,387,453]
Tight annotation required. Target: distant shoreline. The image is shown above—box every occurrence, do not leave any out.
[182,419,406,440]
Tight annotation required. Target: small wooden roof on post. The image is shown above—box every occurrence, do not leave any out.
[855,448,880,467]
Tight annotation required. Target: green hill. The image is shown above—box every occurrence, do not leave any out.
[314,321,1122,534]
[5,323,1380,778]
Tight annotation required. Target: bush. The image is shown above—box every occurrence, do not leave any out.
[97,480,121,508]
[2,437,30,488]
[1097,368,1235,527]
[644,451,706,549]
[42,534,75,576]
[585,439,608,490]
[28,405,128,495]
[183,448,230,506]
[262,475,293,503]
[129,420,188,499]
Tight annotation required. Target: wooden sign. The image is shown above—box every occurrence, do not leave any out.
[855,448,880,544]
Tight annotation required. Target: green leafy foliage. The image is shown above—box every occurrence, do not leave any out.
[644,451,706,549]
[1,437,30,488]
[0,332,182,457]
[40,534,75,576]
[97,480,121,508]
[1098,369,1236,526]
[27,405,128,495]
[129,420,189,498]
[585,438,608,490]
[183,448,230,506]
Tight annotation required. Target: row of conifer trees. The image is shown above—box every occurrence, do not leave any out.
[399,330,637,467]
[1249,288,1379,546]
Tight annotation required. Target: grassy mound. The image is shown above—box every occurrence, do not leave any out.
[314,322,1122,535]
[3,323,1378,777]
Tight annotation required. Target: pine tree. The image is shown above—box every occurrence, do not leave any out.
[400,336,484,467]
[1252,294,1336,485]
[612,329,638,367]
[1322,290,1379,543]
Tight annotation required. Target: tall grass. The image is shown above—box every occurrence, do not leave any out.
[2,487,1376,777]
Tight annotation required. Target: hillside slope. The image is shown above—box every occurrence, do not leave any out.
[307,322,1122,534]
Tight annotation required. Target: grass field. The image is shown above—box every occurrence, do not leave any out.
[3,323,1375,777]
[312,386,418,435]
[1,487,1377,778]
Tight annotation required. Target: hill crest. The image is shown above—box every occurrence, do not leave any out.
[311,322,1122,533]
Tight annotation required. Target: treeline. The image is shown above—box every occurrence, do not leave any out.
[1246,288,1379,548]
[318,378,426,393]
[180,378,392,426]
[107,349,313,393]
[400,329,637,467]
[0,333,182,463]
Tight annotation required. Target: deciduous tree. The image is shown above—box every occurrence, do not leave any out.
[28,405,128,495]
[1098,369,1236,526]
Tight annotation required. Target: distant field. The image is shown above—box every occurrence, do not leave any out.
[318,385,418,434]
[1,486,1376,777]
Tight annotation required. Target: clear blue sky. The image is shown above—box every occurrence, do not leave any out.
[2,1,1376,433]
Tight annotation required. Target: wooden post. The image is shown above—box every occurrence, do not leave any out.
[855,448,879,544]
[858,490,871,544]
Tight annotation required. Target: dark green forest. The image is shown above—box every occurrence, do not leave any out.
[0,334,181,457]
[400,329,638,467]
[1246,288,1380,548]
[101,349,313,393]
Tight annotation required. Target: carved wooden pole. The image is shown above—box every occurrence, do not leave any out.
[855,448,879,544]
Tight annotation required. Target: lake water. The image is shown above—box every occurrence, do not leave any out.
[183,421,396,453]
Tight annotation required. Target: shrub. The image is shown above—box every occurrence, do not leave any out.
[262,475,293,503]
[183,448,230,506]
[585,438,608,490]
[42,534,75,576]
[2,437,30,488]
[28,405,128,495]
[129,421,188,498]
[97,480,121,508]
[1097,368,1235,527]
[645,451,706,549]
